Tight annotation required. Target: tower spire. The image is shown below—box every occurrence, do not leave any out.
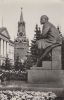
[20,7,23,22]
[18,8,26,37]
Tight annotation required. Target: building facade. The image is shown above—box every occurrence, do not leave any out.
[0,27,14,65]
[14,9,29,63]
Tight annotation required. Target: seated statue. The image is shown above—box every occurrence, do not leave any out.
[36,15,62,67]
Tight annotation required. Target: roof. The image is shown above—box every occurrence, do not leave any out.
[9,39,14,44]
[0,27,10,39]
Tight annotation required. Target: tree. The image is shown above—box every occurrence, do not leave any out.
[1,55,11,70]
[14,55,23,71]
[30,24,41,65]
[23,55,33,69]
[23,25,41,69]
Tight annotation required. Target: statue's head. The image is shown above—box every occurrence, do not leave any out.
[40,15,49,24]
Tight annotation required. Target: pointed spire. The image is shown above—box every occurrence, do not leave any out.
[20,8,24,22]
[18,8,26,37]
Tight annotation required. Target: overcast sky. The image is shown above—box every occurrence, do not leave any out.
[0,0,64,43]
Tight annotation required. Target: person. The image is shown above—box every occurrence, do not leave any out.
[37,15,62,49]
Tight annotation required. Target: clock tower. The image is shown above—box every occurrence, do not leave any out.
[14,8,29,63]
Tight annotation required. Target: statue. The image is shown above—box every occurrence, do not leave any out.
[36,15,62,67]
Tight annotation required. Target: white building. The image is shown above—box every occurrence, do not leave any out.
[0,27,14,65]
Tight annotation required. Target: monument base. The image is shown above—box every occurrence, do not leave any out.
[27,68,64,86]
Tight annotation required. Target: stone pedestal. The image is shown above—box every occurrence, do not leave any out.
[28,69,64,85]
[27,46,63,85]
[42,61,52,69]
[41,46,62,70]
[52,46,62,69]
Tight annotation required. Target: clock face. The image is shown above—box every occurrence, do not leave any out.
[19,32,23,36]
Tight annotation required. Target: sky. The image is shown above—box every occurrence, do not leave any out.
[0,0,64,43]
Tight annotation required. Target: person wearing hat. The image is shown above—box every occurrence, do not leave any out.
[37,15,62,49]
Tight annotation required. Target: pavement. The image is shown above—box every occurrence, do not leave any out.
[0,80,64,96]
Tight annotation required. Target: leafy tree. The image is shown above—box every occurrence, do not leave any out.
[1,55,11,70]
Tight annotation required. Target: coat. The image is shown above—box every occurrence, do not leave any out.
[37,21,62,49]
